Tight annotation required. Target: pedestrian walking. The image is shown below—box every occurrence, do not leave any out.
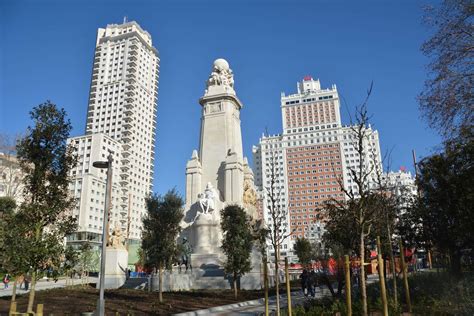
[300,269,309,296]
[3,274,11,289]
[308,270,317,297]
[24,274,30,291]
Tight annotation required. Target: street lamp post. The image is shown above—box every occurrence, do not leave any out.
[93,154,113,316]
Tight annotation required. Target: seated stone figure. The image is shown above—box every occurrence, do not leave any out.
[198,182,216,214]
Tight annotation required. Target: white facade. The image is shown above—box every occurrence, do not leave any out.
[0,152,24,206]
[67,134,123,246]
[382,169,417,198]
[68,21,159,247]
[340,125,383,196]
[253,77,383,262]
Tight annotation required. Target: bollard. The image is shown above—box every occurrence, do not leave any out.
[285,257,292,316]
[36,304,44,316]
[399,240,412,313]
[9,301,17,316]
[428,250,433,270]
[344,255,352,316]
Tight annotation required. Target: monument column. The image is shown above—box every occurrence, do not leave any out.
[198,59,244,199]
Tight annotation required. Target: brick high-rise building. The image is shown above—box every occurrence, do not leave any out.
[253,76,382,262]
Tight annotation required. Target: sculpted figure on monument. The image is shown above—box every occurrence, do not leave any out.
[109,224,125,249]
[198,182,217,214]
[206,58,234,88]
[243,179,257,207]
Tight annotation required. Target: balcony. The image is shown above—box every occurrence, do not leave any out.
[128,56,137,62]
[122,135,131,143]
[120,209,128,216]
[129,50,138,56]
[120,178,129,186]
[126,83,136,90]
[125,96,134,103]
[122,150,131,158]
[128,61,137,68]
[123,121,132,129]
[120,161,130,170]
[120,164,130,172]
[124,108,134,116]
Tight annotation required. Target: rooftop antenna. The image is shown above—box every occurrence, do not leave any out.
[123,16,128,24]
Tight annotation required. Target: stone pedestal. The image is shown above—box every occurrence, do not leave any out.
[191,253,223,269]
[191,213,221,255]
[103,247,128,289]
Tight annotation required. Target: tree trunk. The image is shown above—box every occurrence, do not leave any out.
[387,225,397,306]
[27,271,37,313]
[11,279,17,303]
[233,273,238,299]
[274,248,280,316]
[360,233,368,316]
[158,264,163,303]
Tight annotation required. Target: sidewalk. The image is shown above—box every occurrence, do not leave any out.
[174,275,380,315]
[0,277,98,298]
[174,286,333,316]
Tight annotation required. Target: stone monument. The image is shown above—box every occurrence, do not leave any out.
[178,58,261,289]
[103,223,129,289]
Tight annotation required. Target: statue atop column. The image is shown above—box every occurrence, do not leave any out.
[205,59,235,95]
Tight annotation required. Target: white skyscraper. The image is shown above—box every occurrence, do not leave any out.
[67,21,159,248]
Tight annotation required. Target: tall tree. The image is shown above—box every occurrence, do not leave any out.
[142,189,184,303]
[419,0,474,137]
[15,101,77,312]
[399,127,473,275]
[324,87,384,316]
[220,204,253,298]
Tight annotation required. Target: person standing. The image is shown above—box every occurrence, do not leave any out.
[3,274,10,289]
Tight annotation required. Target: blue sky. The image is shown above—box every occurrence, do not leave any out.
[0,0,441,196]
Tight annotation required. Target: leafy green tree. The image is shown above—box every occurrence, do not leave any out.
[221,205,253,298]
[293,238,313,267]
[399,128,473,275]
[15,101,77,312]
[0,197,29,303]
[0,197,16,262]
[142,189,184,303]
[419,0,473,138]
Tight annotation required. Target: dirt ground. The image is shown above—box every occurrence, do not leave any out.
[0,286,269,315]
